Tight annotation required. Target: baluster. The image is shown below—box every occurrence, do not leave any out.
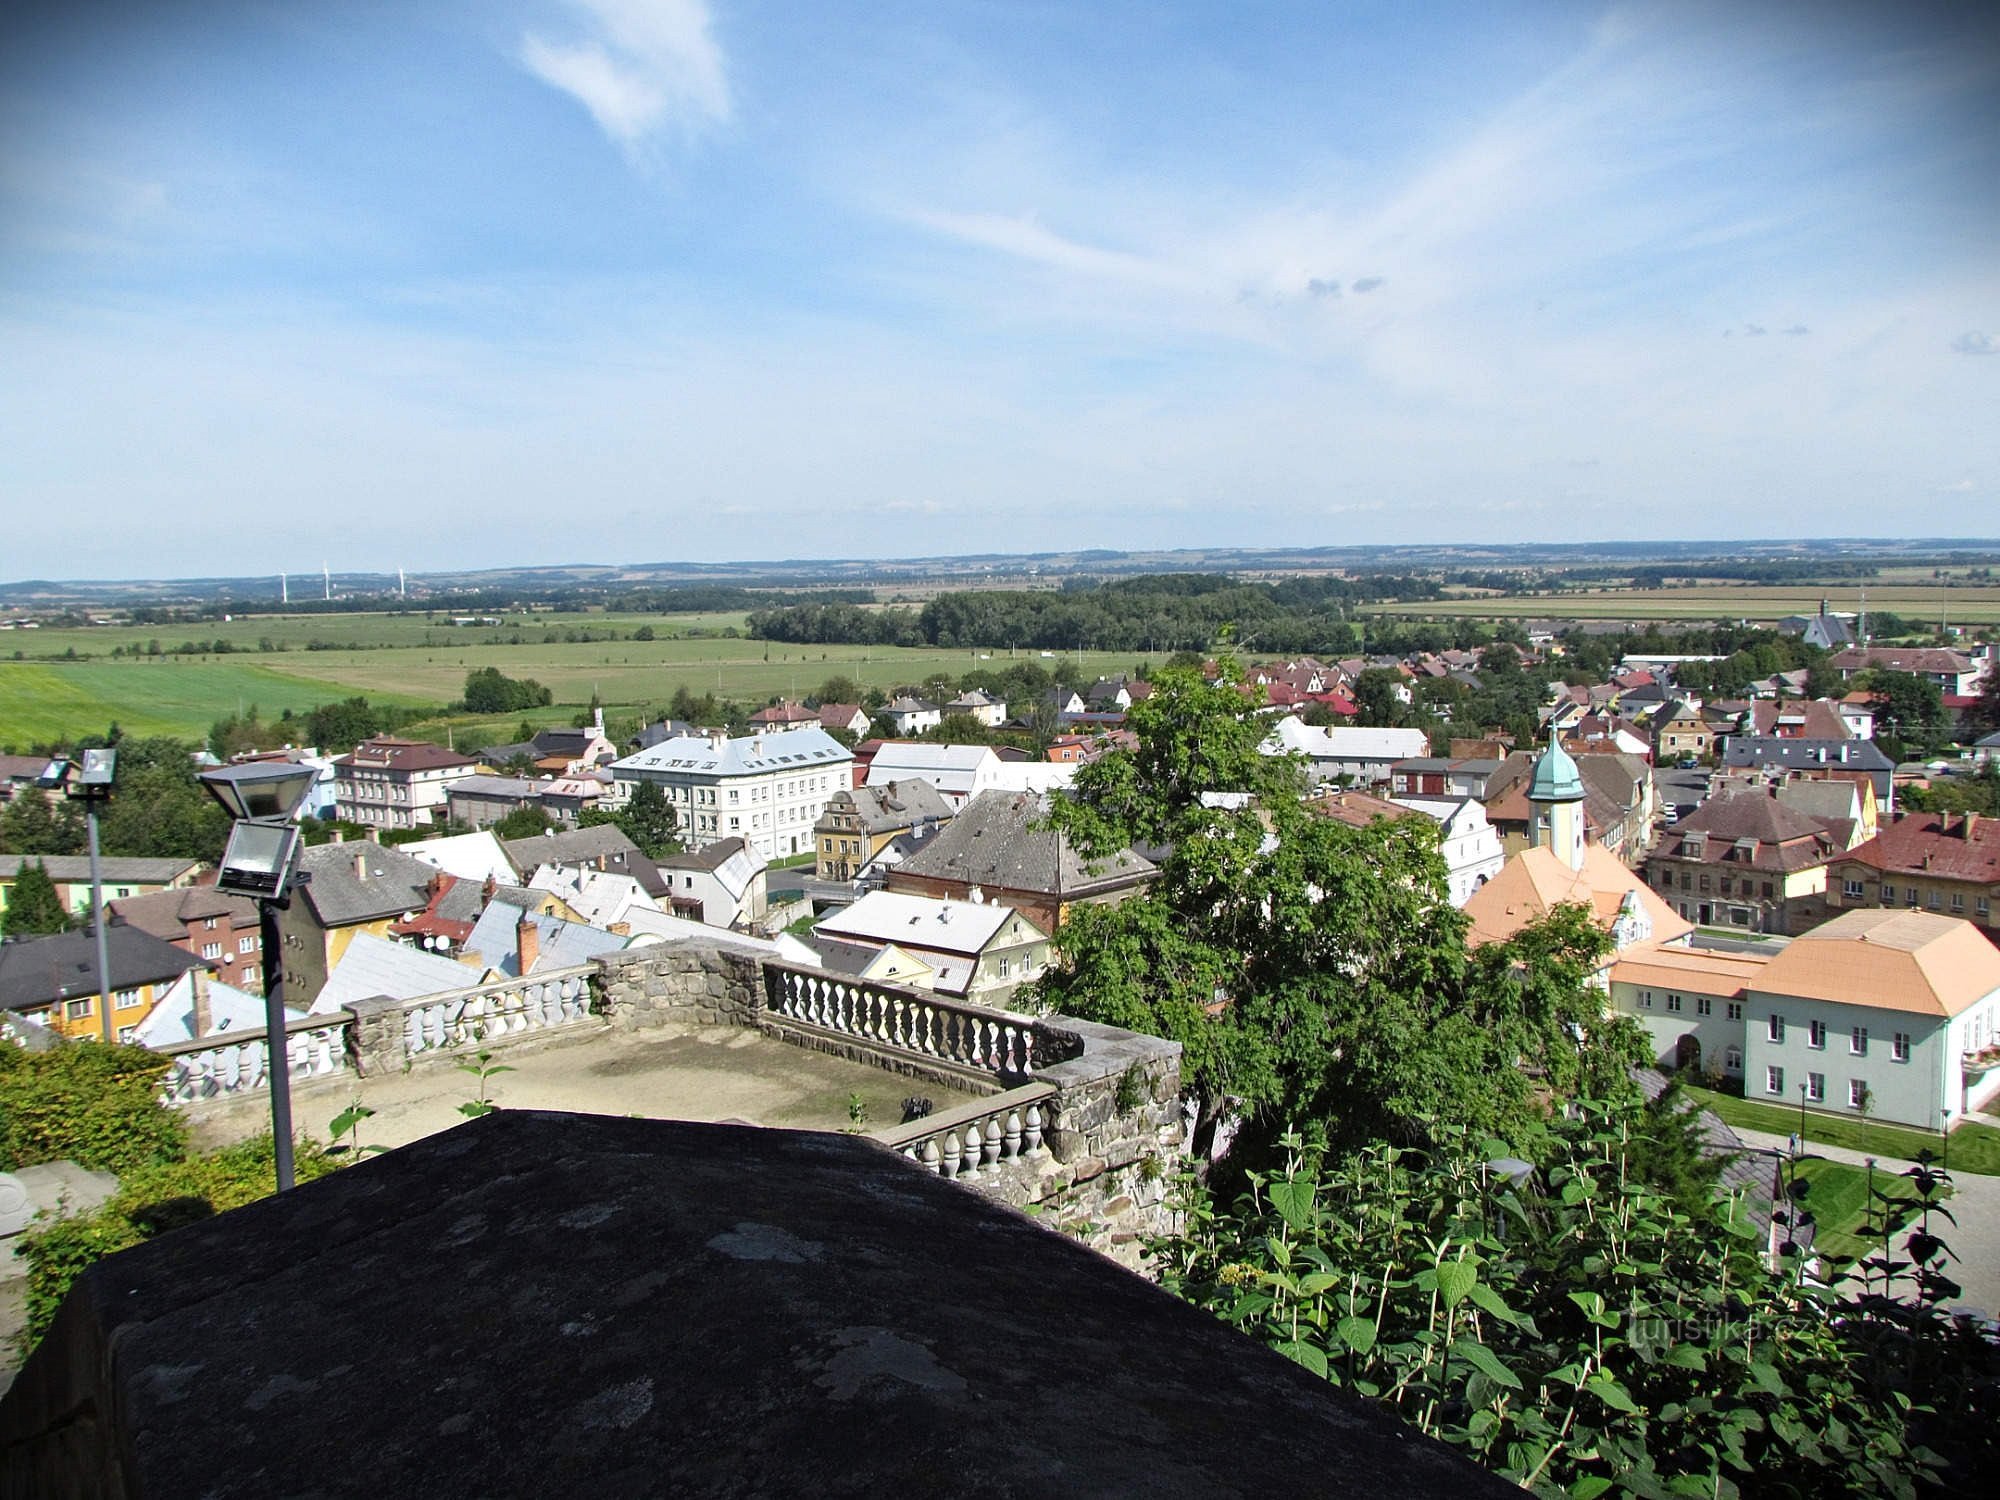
[1024,1104,1045,1157]
[940,1130,963,1177]
[1003,1109,1023,1160]
[921,1137,943,1175]
[982,1115,1003,1170]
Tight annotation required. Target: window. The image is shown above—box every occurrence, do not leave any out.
[65,998,92,1020]
[239,937,256,955]
[1906,886,1919,906]
[1766,1065,1785,1096]
[1849,1078,1869,1108]
[1666,994,1683,1013]
[118,1026,136,1044]
[201,942,223,959]
[1844,879,1864,899]
[241,966,258,985]
[115,988,138,1011]
[1807,1072,1825,1102]
[1808,1019,1826,1050]
[1928,890,1942,910]
[1761,882,1774,899]
[1639,990,1654,1009]
[1893,1031,1910,1062]
[1951,893,1965,913]
[1727,1002,1743,1021]
[1880,882,1894,903]
[1725,1045,1743,1072]
[1697,997,1712,1017]
[1980,898,1991,918]
[996,957,1011,978]
[1850,1026,1868,1056]
[1699,875,1711,893]
[203,917,218,930]
[1767,1014,1785,1042]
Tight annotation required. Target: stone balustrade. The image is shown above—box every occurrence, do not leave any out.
[873,1083,1057,1180]
[155,1013,351,1105]
[396,965,598,1057]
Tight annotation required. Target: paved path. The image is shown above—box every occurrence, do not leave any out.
[1734,1125,2000,1316]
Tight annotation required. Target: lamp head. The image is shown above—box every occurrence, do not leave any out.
[200,760,318,822]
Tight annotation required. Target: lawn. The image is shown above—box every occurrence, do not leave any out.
[0,659,432,744]
[1786,1157,1942,1265]
[1682,1083,2000,1175]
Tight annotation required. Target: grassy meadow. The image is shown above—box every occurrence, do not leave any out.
[0,608,1146,747]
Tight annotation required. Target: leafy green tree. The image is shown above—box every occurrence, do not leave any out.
[579,780,683,860]
[1969,656,2000,738]
[1155,1103,1949,1498]
[462,667,553,714]
[0,1041,188,1175]
[1350,667,1409,727]
[1,861,69,937]
[1864,669,1947,757]
[491,805,554,840]
[0,792,86,856]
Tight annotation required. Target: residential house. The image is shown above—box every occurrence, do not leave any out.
[1719,737,1895,813]
[610,727,853,861]
[389,873,563,958]
[1746,699,1852,740]
[656,837,769,928]
[1837,694,1878,740]
[106,886,263,993]
[1608,945,1771,1081]
[1643,786,1844,935]
[1827,647,1982,696]
[1651,700,1713,763]
[630,718,698,751]
[1083,677,1134,713]
[811,891,1051,1007]
[273,840,444,1007]
[943,689,1008,728]
[864,743,1007,812]
[0,855,203,922]
[479,710,618,775]
[878,697,943,736]
[502,824,672,901]
[815,779,953,882]
[403,830,518,885]
[332,737,481,831]
[749,701,821,734]
[133,970,303,1048]
[447,774,606,829]
[1263,717,1432,788]
[1393,796,1507,907]
[1822,811,2000,943]
[310,932,497,1016]
[525,865,660,930]
[1617,909,2000,1130]
[817,703,871,737]
[0,925,210,1043]
[1480,750,1655,862]
[1390,757,1504,800]
[887,789,1156,935]
[0,754,62,804]
[1777,603,1857,651]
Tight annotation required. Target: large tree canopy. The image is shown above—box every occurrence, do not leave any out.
[1033,659,1643,1158]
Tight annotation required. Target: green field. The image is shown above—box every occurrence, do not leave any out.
[1361,583,2000,626]
[1788,1157,1940,1264]
[0,609,1148,746]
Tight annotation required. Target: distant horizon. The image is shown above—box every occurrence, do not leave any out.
[8,535,2000,595]
[3,2,1996,579]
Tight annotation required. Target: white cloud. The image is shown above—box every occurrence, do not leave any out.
[519,0,729,154]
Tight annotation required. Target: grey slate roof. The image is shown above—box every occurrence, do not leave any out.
[893,790,1155,898]
[2,856,203,886]
[502,825,667,897]
[314,933,489,1014]
[613,727,852,780]
[107,886,258,940]
[658,836,755,875]
[0,926,209,1012]
[819,779,953,836]
[460,907,630,978]
[1720,737,1895,796]
[296,841,439,928]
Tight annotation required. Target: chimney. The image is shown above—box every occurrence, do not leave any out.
[516,915,540,974]
[1965,813,1980,839]
[190,967,213,1039]
[708,729,727,753]
[328,829,344,844]
[366,825,382,843]
[354,851,369,882]
[608,921,630,936]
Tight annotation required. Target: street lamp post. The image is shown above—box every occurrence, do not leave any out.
[1798,1080,1809,1152]
[199,760,318,1192]
[55,749,118,1044]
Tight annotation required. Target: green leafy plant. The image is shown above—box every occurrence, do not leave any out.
[0,1042,187,1175]
[327,1101,386,1161]
[456,1048,514,1119]
[844,1092,868,1133]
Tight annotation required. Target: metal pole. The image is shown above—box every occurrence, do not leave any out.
[87,805,113,1045]
[260,894,295,1192]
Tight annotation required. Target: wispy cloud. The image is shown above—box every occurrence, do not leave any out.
[901,208,1187,289]
[1953,329,1996,355]
[519,0,729,155]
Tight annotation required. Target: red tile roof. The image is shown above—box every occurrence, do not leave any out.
[1837,812,2000,883]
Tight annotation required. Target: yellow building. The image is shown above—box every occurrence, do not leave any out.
[0,925,210,1044]
[814,780,953,882]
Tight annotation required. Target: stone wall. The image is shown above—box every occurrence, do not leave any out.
[592,944,764,1028]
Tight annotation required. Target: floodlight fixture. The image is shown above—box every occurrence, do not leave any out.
[199,760,319,823]
[34,758,70,791]
[75,747,116,790]
[215,819,305,901]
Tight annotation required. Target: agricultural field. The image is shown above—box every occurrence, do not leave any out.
[1361,583,2000,626]
[0,609,1146,746]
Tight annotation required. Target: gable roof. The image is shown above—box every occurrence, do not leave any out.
[1753,909,2000,1017]
[312,932,492,1014]
[296,841,439,928]
[502,825,667,897]
[106,885,258,940]
[0,925,210,1013]
[612,727,853,780]
[1836,811,2000,882]
[893,790,1155,898]
[814,890,1035,958]
[460,907,631,978]
[821,779,954,835]
[1463,844,1694,950]
[2,855,204,887]
[332,737,479,774]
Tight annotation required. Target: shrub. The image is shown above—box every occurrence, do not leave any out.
[0,1042,187,1175]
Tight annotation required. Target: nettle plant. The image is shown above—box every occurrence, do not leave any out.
[1152,1101,1946,1499]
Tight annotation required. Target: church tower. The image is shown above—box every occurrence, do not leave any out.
[1527,731,1586,872]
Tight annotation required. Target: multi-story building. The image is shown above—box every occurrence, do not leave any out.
[815,779,953,882]
[0,855,203,922]
[332,737,481,831]
[1611,909,2000,1130]
[610,728,853,861]
[812,891,1052,1007]
[1827,646,1983,697]
[1822,811,1999,942]
[108,886,263,992]
[1644,786,1844,935]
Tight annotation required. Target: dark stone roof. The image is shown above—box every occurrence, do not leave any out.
[818,779,954,836]
[1720,737,1895,795]
[504,825,667,897]
[0,1112,1509,1499]
[0,926,208,1013]
[658,835,753,874]
[894,790,1156,899]
[1,855,202,886]
[295,841,438,928]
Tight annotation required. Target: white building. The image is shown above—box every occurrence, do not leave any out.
[656,837,769,928]
[332,737,481,831]
[1393,795,1506,907]
[944,690,1008,727]
[1609,909,2000,1130]
[879,697,943,735]
[1263,716,1432,788]
[811,891,1051,1007]
[864,743,1006,811]
[610,727,853,861]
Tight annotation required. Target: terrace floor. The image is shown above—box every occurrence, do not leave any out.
[187,1019,973,1156]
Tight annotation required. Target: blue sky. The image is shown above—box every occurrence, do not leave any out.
[2,0,1997,581]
